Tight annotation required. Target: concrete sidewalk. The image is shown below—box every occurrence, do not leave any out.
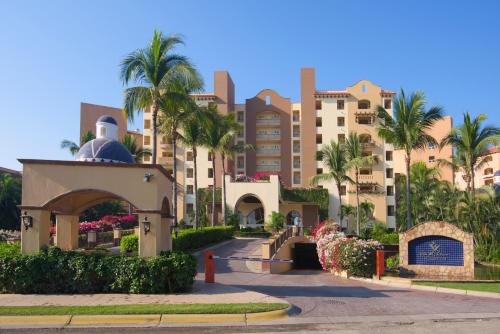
[0,281,284,306]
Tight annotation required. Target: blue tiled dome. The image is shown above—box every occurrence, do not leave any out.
[75,138,134,163]
[96,115,118,125]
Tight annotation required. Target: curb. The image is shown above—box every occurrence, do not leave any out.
[349,277,500,299]
[0,306,291,329]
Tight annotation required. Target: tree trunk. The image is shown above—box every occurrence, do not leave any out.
[211,156,216,227]
[470,162,476,197]
[172,131,178,228]
[355,169,360,235]
[337,183,343,226]
[221,153,227,226]
[405,155,412,229]
[193,146,198,229]
[151,104,158,164]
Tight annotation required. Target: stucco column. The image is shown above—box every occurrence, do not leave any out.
[55,214,80,250]
[21,209,50,254]
[138,213,171,257]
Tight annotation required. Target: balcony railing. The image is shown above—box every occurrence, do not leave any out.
[256,149,281,155]
[256,134,281,140]
[256,118,280,125]
[360,141,376,148]
[256,165,281,172]
[158,156,174,165]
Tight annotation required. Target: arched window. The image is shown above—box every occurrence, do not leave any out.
[358,100,371,109]
[286,210,302,225]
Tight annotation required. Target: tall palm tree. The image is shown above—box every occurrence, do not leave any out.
[344,132,378,235]
[178,107,208,229]
[60,130,95,156]
[120,30,203,164]
[377,90,443,229]
[440,112,499,196]
[311,140,352,224]
[341,204,356,231]
[202,109,235,226]
[158,92,197,228]
[437,147,471,191]
[121,134,151,163]
[0,173,21,230]
[219,118,254,225]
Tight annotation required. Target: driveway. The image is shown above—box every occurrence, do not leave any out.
[196,238,500,317]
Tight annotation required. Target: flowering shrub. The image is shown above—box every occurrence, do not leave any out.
[313,220,380,277]
[79,214,138,233]
[254,172,281,181]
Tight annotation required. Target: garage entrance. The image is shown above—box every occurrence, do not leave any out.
[293,243,322,270]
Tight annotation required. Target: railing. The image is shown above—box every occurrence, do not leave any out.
[361,141,376,148]
[256,149,281,155]
[256,134,281,140]
[256,165,281,172]
[256,118,280,125]
[269,226,293,259]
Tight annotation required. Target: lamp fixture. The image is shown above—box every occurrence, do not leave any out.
[142,216,151,234]
[21,211,33,231]
[144,172,154,182]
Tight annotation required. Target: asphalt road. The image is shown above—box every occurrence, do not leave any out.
[195,238,500,318]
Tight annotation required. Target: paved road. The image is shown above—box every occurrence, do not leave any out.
[196,238,500,318]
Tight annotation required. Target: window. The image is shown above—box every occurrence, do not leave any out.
[186,185,194,195]
[187,168,194,178]
[237,156,244,169]
[428,156,435,162]
[358,100,370,109]
[337,100,344,110]
[237,111,244,122]
[208,152,213,161]
[384,99,392,109]
[361,84,366,93]
[162,151,167,157]
[387,185,394,196]
[143,155,151,162]
[340,186,346,196]
[316,151,323,161]
[144,136,151,145]
[293,110,300,122]
[293,125,300,137]
[186,151,193,161]
[293,157,300,168]
[386,168,393,178]
[484,168,493,175]
[316,117,322,127]
[293,141,300,153]
[208,168,214,178]
[386,151,393,161]
[428,142,435,149]
[316,134,322,144]
[337,117,345,127]
[315,100,322,110]
[357,116,372,124]
[237,129,244,138]
[338,134,346,143]
[144,119,151,129]
[265,96,271,105]
[186,203,194,214]
[100,127,107,138]
[387,205,395,216]
[484,156,493,162]
[316,168,323,175]
[360,168,372,175]
[293,172,301,184]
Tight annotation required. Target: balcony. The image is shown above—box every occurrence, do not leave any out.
[158,156,174,165]
[256,118,280,126]
[256,165,281,172]
[160,142,174,150]
[358,174,374,181]
[256,134,281,141]
[293,160,300,169]
[360,141,376,148]
[293,146,300,153]
[256,148,281,156]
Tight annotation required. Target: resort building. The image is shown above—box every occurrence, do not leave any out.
[455,146,500,190]
[80,68,454,231]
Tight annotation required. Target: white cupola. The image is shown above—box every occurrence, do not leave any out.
[96,115,118,140]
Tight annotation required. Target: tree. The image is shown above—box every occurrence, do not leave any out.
[121,134,151,163]
[264,211,285,234]
[178,108,208,229]
[201,109,236,226]
[409,161,440,224]
[341,204,356,231]
[120,30,203,164]
[440,112,499,196]
[311,140,352,225]
[219,119,253,225]
[344,132,378,235]
[377,90,443,229]
[0,173,21,230]
[60,130,95,156]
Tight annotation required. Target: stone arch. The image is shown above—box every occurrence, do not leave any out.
[234,193,266,226]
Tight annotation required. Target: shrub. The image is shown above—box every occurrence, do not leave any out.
[0,242,20,257]
[0,247,196,294]
[377,233,399,245]
[265,211,285,234]
[385,254,399,271]
[120,235,139,254]
[172,226,235,252]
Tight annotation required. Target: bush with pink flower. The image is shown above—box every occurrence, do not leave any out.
[312,220,380,277]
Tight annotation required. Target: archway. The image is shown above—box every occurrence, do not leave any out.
[234,194,265,227]
[286,210,302,226]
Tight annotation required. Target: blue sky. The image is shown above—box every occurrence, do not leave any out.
[1,0,499,170]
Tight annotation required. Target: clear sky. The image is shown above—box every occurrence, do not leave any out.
[1,0,499,170]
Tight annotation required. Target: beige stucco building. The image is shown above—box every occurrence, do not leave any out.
[454,146,500,190]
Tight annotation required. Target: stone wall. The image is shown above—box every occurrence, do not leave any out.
[399,221,474,279]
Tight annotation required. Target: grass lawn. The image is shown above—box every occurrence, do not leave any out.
[0,303,288,316]
[414,282,500,293]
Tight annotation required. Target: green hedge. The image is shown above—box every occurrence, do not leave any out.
[0,247,196,294]
[0,242,20,257]
[173,226,235,252]
[120,235,139,254]
[281,187,329,220]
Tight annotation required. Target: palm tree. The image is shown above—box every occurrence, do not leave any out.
[120,30,203,164]
[311,140,352,224]
[178,108,207,229]
[341,204,356,231]
[201,109,236,226]
[0,173,21,230]
[437,147,471,191]
[377,90,443,229]
[440,112,499,196]
[219,119,254,225]
[344,132,378,235]
[60,130,95,156]
[409,161,440,224]
[121,134,151,163]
